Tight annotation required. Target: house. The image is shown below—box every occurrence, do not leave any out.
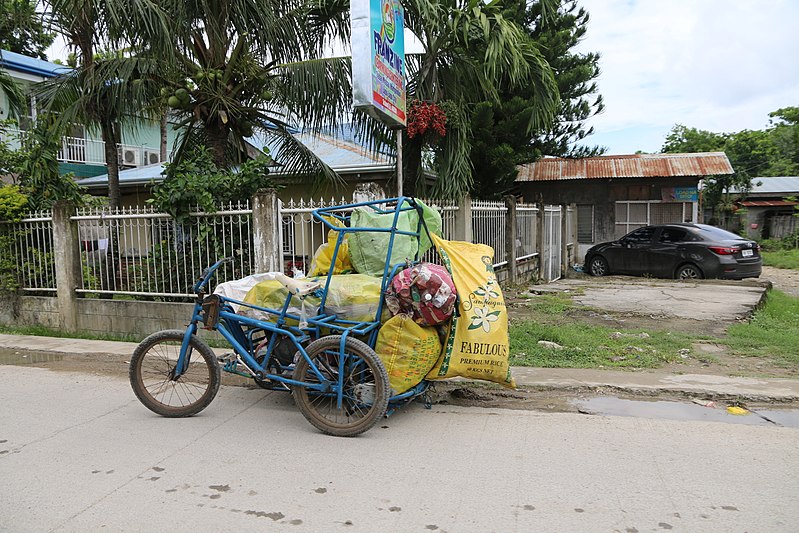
[0,49,169,179]
[732,177,799,240]
[515,152,734,260]
[75,129,399,269]
[75,128,399,208]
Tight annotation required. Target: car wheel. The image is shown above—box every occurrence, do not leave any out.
[588,256,609,277]
[676,264,703,280]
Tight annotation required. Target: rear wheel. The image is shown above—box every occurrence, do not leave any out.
[588,256,609,276]
[292,335,389,437]
[676,263,703,280]
[129,330,220,417]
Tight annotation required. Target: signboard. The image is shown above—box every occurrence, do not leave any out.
[351,0,406,127]
[661,186,698,202]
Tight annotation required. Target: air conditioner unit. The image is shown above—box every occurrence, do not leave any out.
[118,146,141,167]
[143,150,161,166]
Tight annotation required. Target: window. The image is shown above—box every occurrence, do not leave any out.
[623,226,656,244]
[659,227,688,243]
[577,204,594,244]
[615,201,695,238]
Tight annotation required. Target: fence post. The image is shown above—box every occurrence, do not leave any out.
[52,201,80,332]
[570,203,579,266]
[561,204,569,275]
[252,188,283,273]
[537,202,545,280]
[504,195,517,284]
[454,194,472,242]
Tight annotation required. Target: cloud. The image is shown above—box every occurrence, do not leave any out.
[575,0,799,153]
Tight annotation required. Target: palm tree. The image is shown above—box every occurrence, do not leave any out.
[34,0,160,210]
[0,65,25,119]
[401,0,560,199]
[126,0,355,181]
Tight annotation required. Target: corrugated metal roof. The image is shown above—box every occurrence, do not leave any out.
[78,130,394,189]
[733,176,799,195]
[0,49,71,78]
[739,200,798,207]
[515,152,734,182]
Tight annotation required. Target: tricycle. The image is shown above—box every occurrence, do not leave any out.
[128,197,435,436]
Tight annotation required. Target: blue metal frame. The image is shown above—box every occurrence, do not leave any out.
[174,197,434,407]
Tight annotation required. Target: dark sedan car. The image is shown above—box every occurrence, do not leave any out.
[584,224,762,280]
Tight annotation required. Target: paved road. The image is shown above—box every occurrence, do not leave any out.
[1,366,798,532]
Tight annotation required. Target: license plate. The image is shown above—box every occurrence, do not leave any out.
[742,249,753,257]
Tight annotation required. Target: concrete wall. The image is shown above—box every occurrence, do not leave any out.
[519,177,700,248]
[0,295,226,343]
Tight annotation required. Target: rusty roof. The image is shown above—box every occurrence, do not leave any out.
[515,152,734,182]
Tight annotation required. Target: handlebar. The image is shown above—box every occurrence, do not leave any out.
[193,257,234,295]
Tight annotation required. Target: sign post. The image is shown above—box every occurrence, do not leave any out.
[351,0,406,195]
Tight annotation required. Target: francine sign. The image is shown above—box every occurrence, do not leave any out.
[351,0,406,127]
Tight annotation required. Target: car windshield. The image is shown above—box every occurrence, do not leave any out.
[694,225,746,241]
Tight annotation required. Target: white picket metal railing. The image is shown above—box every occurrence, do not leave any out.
[3,196,570,298]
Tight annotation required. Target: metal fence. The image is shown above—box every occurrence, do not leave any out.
[471,200,508,267]
[3,212,56,292]
[4,197,572,299]
[73,203,253,298]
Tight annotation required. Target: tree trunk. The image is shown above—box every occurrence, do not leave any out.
[160,113,168,162]
[101,119,122,210]
[100,118,122,298]
[205,125,229,168]
[403,132,423,198]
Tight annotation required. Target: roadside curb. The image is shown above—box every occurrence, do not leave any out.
[509,367,799,403]
[2,334,798,403]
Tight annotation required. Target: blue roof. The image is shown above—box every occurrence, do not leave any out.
[78,130,395,189]
[0,49,71,78]
[77,163,166,187]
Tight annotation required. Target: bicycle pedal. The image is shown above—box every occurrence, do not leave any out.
[217,353,236,364]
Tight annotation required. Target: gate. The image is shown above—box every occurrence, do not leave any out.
[542,205,562,282]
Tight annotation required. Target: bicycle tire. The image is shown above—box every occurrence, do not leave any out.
[292,335,389,437]
[129,329,221,417]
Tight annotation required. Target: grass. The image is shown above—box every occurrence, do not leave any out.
[510,320,695,369]
[0,324,142,343]
[761,249,799,270]
[509,292,697,368]
[724,289,799,365]
[509,287,799,370]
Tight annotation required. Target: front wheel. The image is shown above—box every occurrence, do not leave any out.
[676,263,703,280]
[588,255,609,276]
[292,336,389,437]
[129,330,221,417]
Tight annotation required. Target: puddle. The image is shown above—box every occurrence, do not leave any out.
[572,396,799,428]
[0,349,64,365]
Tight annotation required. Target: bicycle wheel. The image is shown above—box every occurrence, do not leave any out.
[129,330,221,417]
[292,335,389,437]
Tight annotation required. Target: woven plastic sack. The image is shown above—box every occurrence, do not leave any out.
[385,262,456,326]
[241,274,387,325]
[425,234,515,388]
[348,204,418,277]
[347,200,443,277]
[375,314,442,394]
[308,216,354,277]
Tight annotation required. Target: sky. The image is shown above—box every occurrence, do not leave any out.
[573,0,799,155]
[44,1,799,156]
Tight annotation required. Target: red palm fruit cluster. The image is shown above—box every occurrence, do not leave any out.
[407,100,447,139]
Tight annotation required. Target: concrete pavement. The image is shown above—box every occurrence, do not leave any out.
[1,365,798,532]
[2,333,798,402]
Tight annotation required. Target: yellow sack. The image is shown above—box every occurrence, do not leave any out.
[308,216,354,277]
[241,274,387,325]
[425,234,515,388]
[375,314,441,394]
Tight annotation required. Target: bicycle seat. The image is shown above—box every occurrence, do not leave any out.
[274,273,323,297]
